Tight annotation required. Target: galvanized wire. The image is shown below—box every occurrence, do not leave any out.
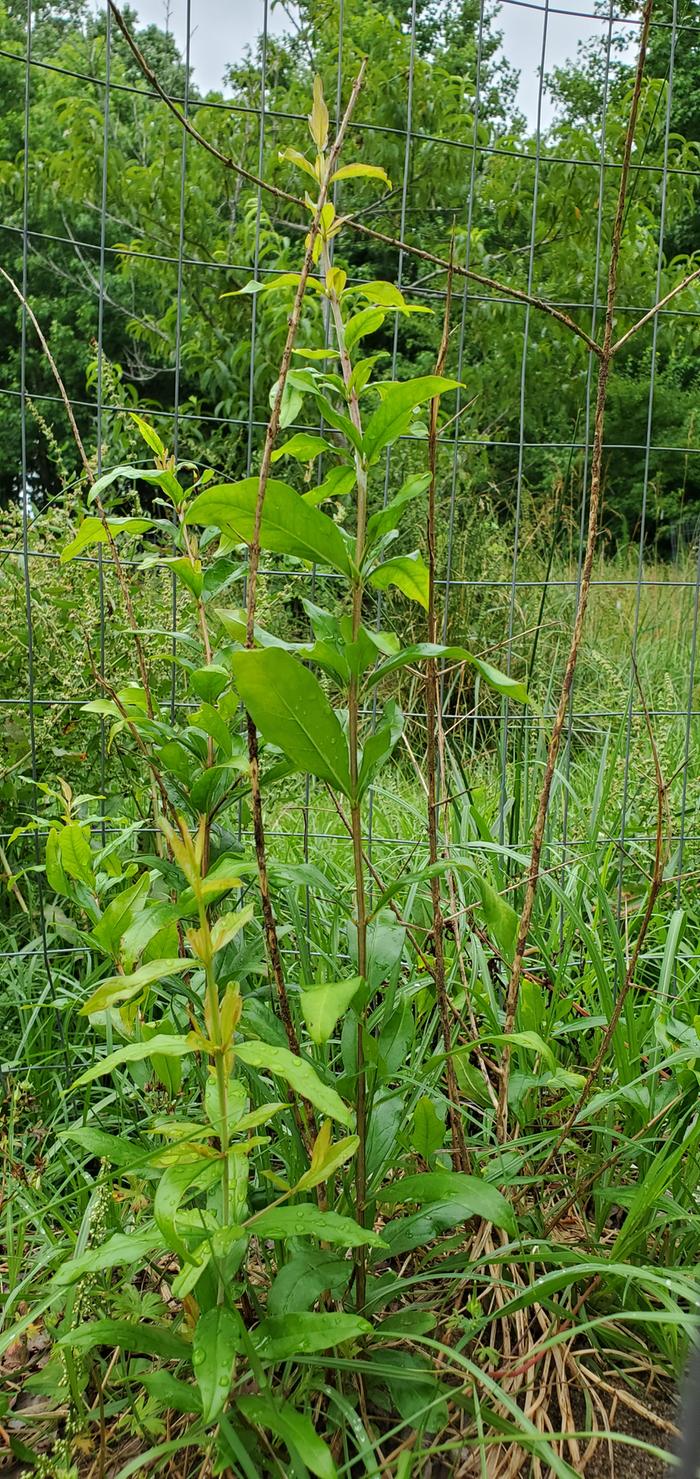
[2,0,700,1073]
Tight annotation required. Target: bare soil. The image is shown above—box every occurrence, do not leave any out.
[572,1384,678,1478]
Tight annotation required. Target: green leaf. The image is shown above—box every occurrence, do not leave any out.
[195,862,244,903]
[299,386,364,454]
[330,162,391,189]
[236,1040,353,1127]
[349,280,431,314]
[380,1172,515,1222]
[362,377,459,463]
[411,1097,445,1162]
[368,553,429,608]
[71,1033,200,1089]
[61,514,155,564]
[268,1251,350,1316]
[237,1395,337,1479]
[358,701,404,795]
[210,903,254,954]
[378,1004,412,1075]
[344,307,386,354]
[250,1203,382,1247]
[377,1310,436,1337]
[350,909,405,991]
[186,478,352,577]
[379,1200,485,1258]
[190,702,233,757]
[193,1306,244,1425]
[158,555,203,598]
[145,1019,185,1096]
[378,1174,516,1253]
[91,873,152,957]
[271,434,335,464]
[302,464,356,506]
[129,413,167,458]
[59,823,95,888]
[89,463,181,505]
[477,878,519,964]
[272,376,304,430]
[365,1090,404,1182]
[309,75,329,150]
[53,1229,165,1287]
[278,146,318,181]
[224,272,323,297]
[350,353,386,396]
[254,1312,370,1361]
[141,1371,201,1414]
[58,1319,190,1360]
[487,1030,557,1071]
[59,1124,144,1167]
[284,1132,358,1191]
[154,1158,227,1262]
[190,665,229,703]
[367,1349,447,1432]
[293,347,338,362]
[365,643,530,705]
[81,698,121,718]
[229,648,352,795]
[469,655,531,705]
[299,977,363,1044]
[80,958,193,1015]
[365,474,431,545]
[45,828,69,895]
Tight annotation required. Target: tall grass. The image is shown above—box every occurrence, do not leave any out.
[2,510,700,1473]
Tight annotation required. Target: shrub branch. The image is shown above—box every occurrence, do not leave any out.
[495,0,655,1142]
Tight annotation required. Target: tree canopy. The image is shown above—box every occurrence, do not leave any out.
[1,0,698,543]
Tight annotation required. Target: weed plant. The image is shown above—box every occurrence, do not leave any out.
[1,64,699,1479]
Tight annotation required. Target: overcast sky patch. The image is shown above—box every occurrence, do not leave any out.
[112,0,619,130]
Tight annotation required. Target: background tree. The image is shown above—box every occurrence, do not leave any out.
[0,0,698,546]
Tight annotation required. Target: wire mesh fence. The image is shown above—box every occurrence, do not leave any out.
[2,0,700,1074]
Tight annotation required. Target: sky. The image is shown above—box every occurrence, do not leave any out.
[121,0,612,130]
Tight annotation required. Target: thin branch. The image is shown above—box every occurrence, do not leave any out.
[344,217,603,358]
[108,0,299,210]
[1,265,92,476]
[611,264,700,356]
[0,843,29,915]
[106,0,601,359]
[495,0,656,1143]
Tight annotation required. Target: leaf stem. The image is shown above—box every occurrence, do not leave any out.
[323,249,370,1306]
[240,65,366,1103]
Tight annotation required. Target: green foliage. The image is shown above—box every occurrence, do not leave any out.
[2,27,700,1479]
[1,0,698,541]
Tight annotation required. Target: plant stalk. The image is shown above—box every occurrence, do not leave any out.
[323,250,370,1305]
[198,903,231,1237]
[242,67,366,1086]
[425,251,470,1174]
